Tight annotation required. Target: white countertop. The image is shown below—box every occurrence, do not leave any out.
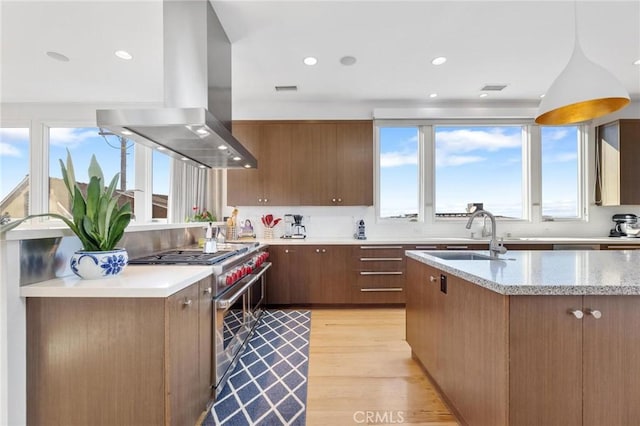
[406,250,640,296]
[248,236,640,245]
[19,264,213,298]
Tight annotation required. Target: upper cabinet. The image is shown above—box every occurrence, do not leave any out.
[596,119,640,206]
[228,120,373,206]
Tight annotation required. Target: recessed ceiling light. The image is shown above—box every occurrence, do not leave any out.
[429,93,438,98]
[181,157,189,161]
[431,56,447,65]
[195,128,209,136]
[634,59,640,65]
[198,165,206,169]
[157,146,166,151]
[303,56,318,66]
[115,50,133,60]
[340,56,357,66]
[479,93,488,98]
[233,156,241,161]
[46,51,70,62]
[218,145,228,150]
[121,130,133,135]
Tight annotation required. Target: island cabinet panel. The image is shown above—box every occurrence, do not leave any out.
[26,278,214,426]
[227,120,373,206]
[509,296,584,426]
[582,296,640,426]
[198,279,214,408]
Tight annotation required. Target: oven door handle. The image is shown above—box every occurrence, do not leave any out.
[216,262,271,310]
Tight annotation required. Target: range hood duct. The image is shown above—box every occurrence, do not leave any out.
[97,0,256,169]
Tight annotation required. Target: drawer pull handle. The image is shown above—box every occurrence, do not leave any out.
[586,309,602,319]
[415,246,438,249]
[446,245,468,249]
[429,275,437,283]
[568,309,583,319]
[606,246,639,249]
[360,246,403,249]
[360,257,403,262]
[183,298,193,307]
[360,271,403,276]
[360,288,403,292]
[204,287,212,294]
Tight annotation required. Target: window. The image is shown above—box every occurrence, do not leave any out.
[541,126,580,219]
[378,126,420,219]
[434,125,525,219]
[48,127,135,216]
[0,127,30,218]
[152,150,170,219]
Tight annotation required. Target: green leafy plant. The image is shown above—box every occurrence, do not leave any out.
[187,206,216,222]
[0,150,132,251]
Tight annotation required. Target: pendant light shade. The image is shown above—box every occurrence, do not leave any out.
[535,6,630,125]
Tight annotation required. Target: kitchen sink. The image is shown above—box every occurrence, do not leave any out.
[427,252,512,261]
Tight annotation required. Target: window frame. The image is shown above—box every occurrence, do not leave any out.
[374,119,587,224]
[0,120,32,218]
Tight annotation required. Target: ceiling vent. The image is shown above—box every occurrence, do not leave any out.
[275,85,298,92]
[481,84,508,91]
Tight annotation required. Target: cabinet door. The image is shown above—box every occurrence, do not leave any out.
[266,246,293,304]
[293,123,336,205]
[198,278,213,409]
[166,284,201,426]
[260,123,294,205]
[307,246,348,304]
[335,121,373,205]
[228,123,261,206]
[509,296,583,426]
[583,296,640,426]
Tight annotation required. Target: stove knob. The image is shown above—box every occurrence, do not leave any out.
[233,270,240,281]
[225,274,233,285]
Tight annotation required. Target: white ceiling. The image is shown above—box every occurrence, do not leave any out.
[1,1,639,117]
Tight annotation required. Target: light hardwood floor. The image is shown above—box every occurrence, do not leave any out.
[306,308,459,426]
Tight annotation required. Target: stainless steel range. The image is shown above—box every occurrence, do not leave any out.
[129,242,271,398]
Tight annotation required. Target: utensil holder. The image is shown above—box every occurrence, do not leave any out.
[227,226,237,241]
[264,227,274,239]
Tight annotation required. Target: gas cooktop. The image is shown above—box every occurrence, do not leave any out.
[129,249,238,265]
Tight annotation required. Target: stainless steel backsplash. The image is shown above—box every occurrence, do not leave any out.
[19,227,200,286]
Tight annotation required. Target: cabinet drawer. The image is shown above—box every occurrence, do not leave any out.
[356,272,405,288]
[356,245,405,258]
[357,260,405,272]
[600,244,640,250]
[350,285,405,304]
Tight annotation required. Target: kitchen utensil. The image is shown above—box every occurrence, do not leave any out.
[610,213,638,237]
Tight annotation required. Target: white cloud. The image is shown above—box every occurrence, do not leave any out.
[545,152,577,163]
[545,128,569,141]
[0,142,22,157]
[436,154,485,167]
[49,128,99,148]
[380,151,418,168]
[0,128,29,140]
[436,128,521,153]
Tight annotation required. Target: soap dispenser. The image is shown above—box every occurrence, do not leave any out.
[203,222,218,254]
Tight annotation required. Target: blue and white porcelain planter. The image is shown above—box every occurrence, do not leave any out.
[70,248,129,280]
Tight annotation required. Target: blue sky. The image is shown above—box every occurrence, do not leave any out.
[1,127,170,203]
[379,125,579,219]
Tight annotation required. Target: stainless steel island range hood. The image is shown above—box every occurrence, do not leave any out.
[97,0,256,169]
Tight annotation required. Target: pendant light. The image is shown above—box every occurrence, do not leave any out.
[535,3,630,125]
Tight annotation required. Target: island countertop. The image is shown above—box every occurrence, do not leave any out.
[406,249,640,296]
[19,265,213,298]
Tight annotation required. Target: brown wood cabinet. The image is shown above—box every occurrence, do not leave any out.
[596,119,640,206]
[228,122,294,206]
[228,120,373,206]
[352,245,406,304]
[27,278,214,426]
[600,243,640,250]
[407,259,640,426]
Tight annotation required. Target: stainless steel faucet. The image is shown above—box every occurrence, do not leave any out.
[465,209,507,258]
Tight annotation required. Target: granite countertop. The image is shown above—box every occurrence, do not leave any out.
[406,250,640,296]
[19,265,213,298]
[245,236,640,245]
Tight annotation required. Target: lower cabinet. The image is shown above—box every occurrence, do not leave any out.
[407,258,640,426]
[26,277,214,426]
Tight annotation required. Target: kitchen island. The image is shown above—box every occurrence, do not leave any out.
[405,250,640,426]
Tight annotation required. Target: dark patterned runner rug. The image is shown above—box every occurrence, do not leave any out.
[202,310,311,426]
